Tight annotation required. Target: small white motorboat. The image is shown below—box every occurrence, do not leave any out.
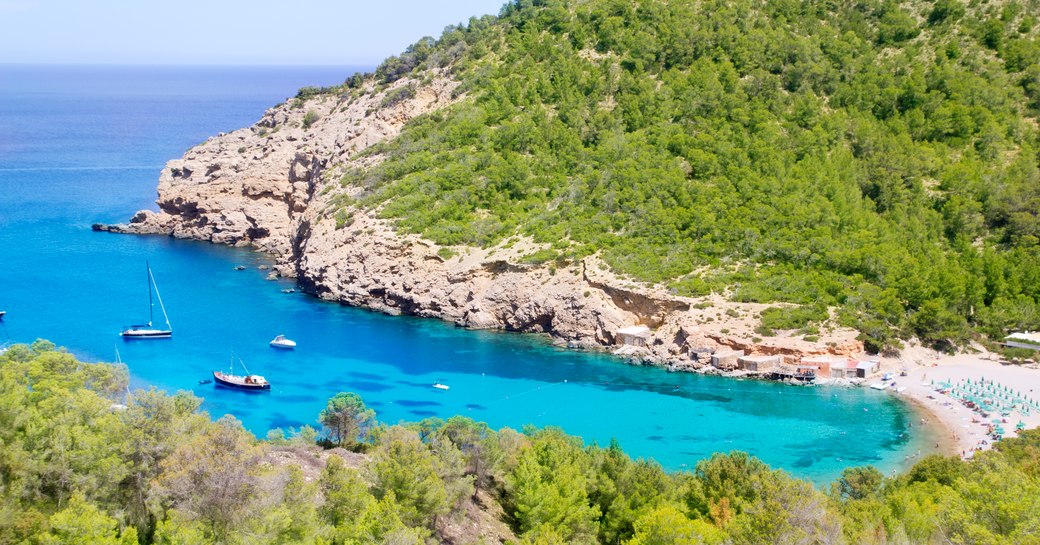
[269,335,296,349]
[869,382,888,390]
[432,383,450,390]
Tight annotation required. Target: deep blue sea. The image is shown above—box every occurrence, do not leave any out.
[0,65,936,483]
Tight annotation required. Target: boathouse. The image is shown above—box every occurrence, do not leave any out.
[711,350,744,370]
[799,355,834,378]
[855,360,880,378]
[737,354,782,373]
[829,362,852,379]
[616,326,651,347]
[766,363,816,381]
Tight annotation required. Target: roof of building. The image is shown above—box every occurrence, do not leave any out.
[739,355,780,362]
[1006,331,1040,344]
[617,325,651,336]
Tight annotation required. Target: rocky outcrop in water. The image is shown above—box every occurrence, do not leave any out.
[96,70,862,370]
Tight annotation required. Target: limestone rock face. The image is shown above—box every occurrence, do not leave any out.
[98,70,863,371]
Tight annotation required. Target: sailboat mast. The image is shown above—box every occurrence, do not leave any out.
[149,265,172,330]
[146,261,154,326]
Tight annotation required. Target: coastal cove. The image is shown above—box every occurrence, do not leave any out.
[0,65,940,483]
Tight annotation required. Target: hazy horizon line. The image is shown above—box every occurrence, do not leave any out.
[0,61,379,68]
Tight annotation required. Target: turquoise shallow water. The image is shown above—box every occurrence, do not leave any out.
[0,65,935,483]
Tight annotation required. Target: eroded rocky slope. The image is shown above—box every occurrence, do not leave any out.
[97,71,861,370]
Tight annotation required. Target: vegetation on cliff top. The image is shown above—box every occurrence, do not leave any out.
[323,0,1040,352]
[4,342,1040,544]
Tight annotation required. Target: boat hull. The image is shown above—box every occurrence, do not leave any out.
[121,328,172,339]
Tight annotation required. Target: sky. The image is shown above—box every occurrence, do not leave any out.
[0,0,508,65]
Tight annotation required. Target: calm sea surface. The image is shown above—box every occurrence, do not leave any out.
[0,65,936,483]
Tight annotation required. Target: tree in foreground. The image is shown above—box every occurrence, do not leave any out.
[149,415,262,541]
[319,392,376,449]
[369,426,451,529]
[37,492,138,545]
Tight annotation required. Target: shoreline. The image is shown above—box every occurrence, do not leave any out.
[878,347,1040,459]
[898,391,965,459]
[97,230,1037,467]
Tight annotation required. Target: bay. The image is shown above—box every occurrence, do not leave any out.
[0,65,936,483]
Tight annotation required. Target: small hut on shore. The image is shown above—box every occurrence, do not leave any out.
[711,350,744,370]
[616,326,651,347]
[799,355,834,378]
[737,354,782,373]
[855,359,880,378]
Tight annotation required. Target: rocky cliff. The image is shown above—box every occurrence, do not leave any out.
[96,70,862,371]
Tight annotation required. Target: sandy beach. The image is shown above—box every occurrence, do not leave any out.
[878,345,1040,458]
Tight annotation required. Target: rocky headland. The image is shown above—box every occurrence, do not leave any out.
[95,70,862,372]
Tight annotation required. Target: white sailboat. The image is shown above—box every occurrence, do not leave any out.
[121,262,172,339]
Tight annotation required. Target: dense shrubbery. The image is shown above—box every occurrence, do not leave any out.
[329,0,1040,352]
[3,343,1040,544]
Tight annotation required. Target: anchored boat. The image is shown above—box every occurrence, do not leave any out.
[121,262,172,339]
[213,370,270,390]
[213,355,270,390]
[269,335,296,349]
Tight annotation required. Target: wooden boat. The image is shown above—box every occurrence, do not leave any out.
[213,355,270,390]
[269,335,296,349]
[121,262,172,339]
[213,370,270,390]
